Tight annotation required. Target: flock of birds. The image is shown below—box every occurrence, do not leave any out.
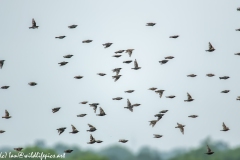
[1,7,240,155]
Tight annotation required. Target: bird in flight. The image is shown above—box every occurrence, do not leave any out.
[89,103,99,113]
[69,125,79,134]
[87,134,96,144]
[29,19,39,29]
[123,60,132,64]
[2,110,11,119]
[55,36,66,39]
[165,56,174,59]
[184,93,194,102]
[175,123,185,134]
[58,61,68,66]
[57,127,67,135]
[77,114,87,117]
[125,49,134,57]
[119,139,128,143]
[187,74,197,77]
[102,43,113,48]
[112,75,122,82]
[0,60,5,69]
[220,122,230,131]
[188,115,198,118]
[82,40,93,43]
[219,76,229,80]
[124,99,134,112]
[1,86,10,89]
[206,73,215,77]
[155,90,165,98]
[14,148,23,152]
[87,124,97,132]
[146,23,156,26]
[159,60,168,65]
[112,68,122,75]
[68,25,78,29]
[153,134,163,138]
[132,59,141,70]
[96,107,106,116]
[63,54,73,58]
[52,107,61,113]
[206,42,215,52]
[205,145,214,155]
[115,50,125,54]
[169,35,179,38]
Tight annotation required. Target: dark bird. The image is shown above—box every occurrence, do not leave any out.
[80,101,88,104]
[188,115,198,118]
[236,96,240,100]
[97,107,106,116]
[125,90,134,93]
[2,110,11,119]
[115,50,125,54]
[221,90,230,93]
[68,25,78,29]
[14,148,23,152]
[1,86,10,89]
[112,68,122,75]
[103,43,113,48]
[97,73,106,76]
[165,56,174,59]
[166,95,176,99]
[57,127,66,135]
[175,123,185,134]
[184,93,194,102]
[69,125,79,134]
[155,90,165,98]
[153,134,163,138]
[237,7,240,11]
[159,60,168,64]
[206,74,215,77]
[206,42,215,52]
[125,49,134,57]
[119,139,128,143]
[160,110,168,114]
[219,76,229,80]
[82,40,93,43]
[29,19,39,29]
[236,28,240,31]
[113,55,122,58]
[124,99,133,112]
[132,103,141,107]
[112,97,123,100]
[131,59,141,70]
[74,76,83,79]
[87,134,96,144]
[0,60,5,69]
[55,36,66,39]
[58,61,68,66]
[205,145,214,155]
[149,87,157,91]
[169,35,179,38]
[52,107,61,113]
[28,82,37,86]
[77,114,87,117]
[123,60,132,64]
[221,122,230,131]
[96,140,103,143]
[87,124,97,132]
[154,114,164,121]
[146,23,156,26]
[112,75,122,82]
[187,74,197,77]
[234,53,240,56]
[0,130,5,133]
[64,150,73,153]
[63,54,73,58]
[89,103,99,113]
[149,120,158,127]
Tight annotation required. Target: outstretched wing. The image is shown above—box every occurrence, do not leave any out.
[222,122,227,130]
[100,107,105,114]
[159,91,163,98]
[207,145,212,152]
[180,127,184,134]
[127,99,131,107]
[88,124,94,128]
[187,92,192,100]
[90,134,95,141]
[5,110,9,116]
[71,125,77,131]
[209,42,214,50]
[32,19,36,26]
[134,59,138,68]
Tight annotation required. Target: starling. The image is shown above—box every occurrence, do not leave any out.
[64,150,73,153]
[205,145,214,155]
[221,90,230,93]
[80,101,88,104]
[159,60,168,64]
[237,7,240,11]
[0,130,5,133]
[165,56,174,59]
[124,99,133,112]
[77,114,87,117]
[57,127,66,135]
[63,54,73,58]
[187,74,197,77]
[123,60,132,64]
[2,110,11,119]
[149,87,157,91]
[28,82,37,86]
[175,123,185,134]
[132,103,141,107]
[1,86,10,89]
[125,49,134,57]
[119,139,128,143]
[58,61,68,66]
[112,68,122,75]
[219,76,229,80]
[14,148,23,152]
[87,134,96,144]
[155,90,165,98]
[113,55,122,58]
[146,23,156,26]
[236,28,240,31]
[149,120,158,127]
[153,134,163,138]
[55,36,66,39]
[74,76,83,79]
[236,96,240,100]
[131,59,141,70]
[184,92,194,102]
[166,95,176,99]
[97,73,106,76]
[102,43,113,48]
[89,103,99,113]
[206,42,215,52]
[0,60,5,69]
[112,97,123,100]
[68,25,78,29]
[52,107,61,113]
[206,74,215,77]
[169,35,179,38]
[221,122,230,131]
[82,40,93,43]
[96,107,106,116]
[160,110,168,113]
[69,125,79,134]
[29,19,39,29]
[115,50,125,54]
[112,75,122,82]
[188,115,198,118]
[125,90,134,93]
[154,114,164,120]
[234,53,240,56]
[87,124,97,132]
[96,140,103,143]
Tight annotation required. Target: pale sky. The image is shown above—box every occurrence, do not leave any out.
[0,0,240,152]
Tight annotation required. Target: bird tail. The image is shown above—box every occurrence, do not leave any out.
[112,98,115,100]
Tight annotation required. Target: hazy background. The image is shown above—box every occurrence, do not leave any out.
[0,0,240,153]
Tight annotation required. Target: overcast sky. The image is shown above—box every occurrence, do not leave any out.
[0,0,240,152]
